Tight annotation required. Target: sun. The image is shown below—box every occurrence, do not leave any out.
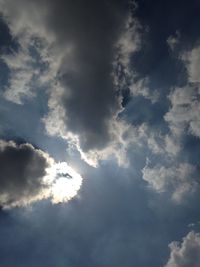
[46,162,83,203]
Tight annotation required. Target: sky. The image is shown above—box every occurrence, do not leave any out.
[0,0,200,266]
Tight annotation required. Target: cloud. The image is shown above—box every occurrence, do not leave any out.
[0,140,53,208]
[129,77,159,103]
[42,1,139,156]
[114,14,141,67]
[0,0,142,166]
[0,27,57,104]
[1,46,38,104]
[164,44,200,139]
[142,162,197,202]
[183,45,200,83]
[165,85,200,138]
[0,161,174,267]
[167,31,180,51]
[0,140,82,209]
[165,231,200,267]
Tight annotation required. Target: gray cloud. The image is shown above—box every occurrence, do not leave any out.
[165,231,200,267]
[183,45,200,84]
[0,140,52,208]
[0,0,142,166]
[42,0,140,154]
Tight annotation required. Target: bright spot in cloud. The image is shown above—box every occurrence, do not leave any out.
[46,162,83,203]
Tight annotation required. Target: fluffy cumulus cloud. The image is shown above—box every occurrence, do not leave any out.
[142,162,197,202]
[0,140,82,209]
[165,231,200,267]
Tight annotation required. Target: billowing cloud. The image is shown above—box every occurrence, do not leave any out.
[0,140,82,209]
[142,162,197,202]
[165,231,200,267]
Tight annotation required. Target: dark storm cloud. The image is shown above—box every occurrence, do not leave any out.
[0,140,52,208]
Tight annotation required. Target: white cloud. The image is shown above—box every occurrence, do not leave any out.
[165,85,200,138]
[165,231,200,267]
[142,162,197,202]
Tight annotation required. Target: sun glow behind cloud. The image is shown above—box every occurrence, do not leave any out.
[45,162,83,204]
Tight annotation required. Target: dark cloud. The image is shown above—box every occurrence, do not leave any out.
[46,0,129,151]
[0,0,137,153]
[0,140,51,208]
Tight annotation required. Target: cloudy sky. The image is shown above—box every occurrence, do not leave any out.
[0,0,200,266]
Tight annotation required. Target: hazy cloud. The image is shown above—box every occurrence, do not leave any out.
[167,31,180,51]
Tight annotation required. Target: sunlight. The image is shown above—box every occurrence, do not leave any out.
[47,162,83,203]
